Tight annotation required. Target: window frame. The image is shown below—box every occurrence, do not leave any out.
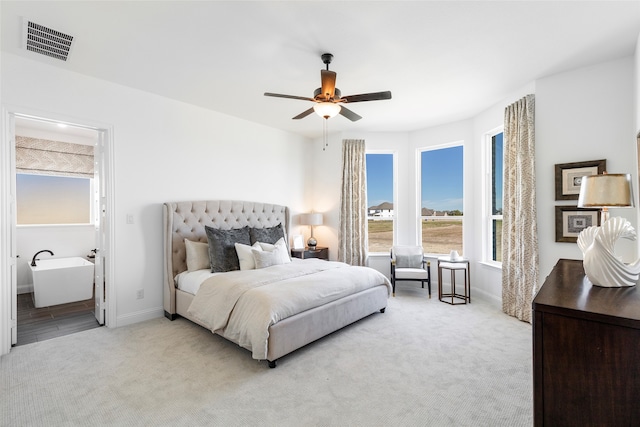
[418,141,464,256]
[365,150,397,254]
[484,127,504,267]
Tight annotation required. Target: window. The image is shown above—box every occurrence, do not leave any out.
[420,145,463,255]
[15,134,95,226]
[487,131,504,263]
[17,174,92,225]
[366,153,394,253]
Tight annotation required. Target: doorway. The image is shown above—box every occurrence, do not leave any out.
[0,111,114,352]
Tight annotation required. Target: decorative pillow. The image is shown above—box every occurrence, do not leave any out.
[258,237,291,264]
[185,239,211,271]
[250,224,285,245]
[252,248,284,269]
[205,226,251,273]
[235,242,263,270]
[396,254,423,268]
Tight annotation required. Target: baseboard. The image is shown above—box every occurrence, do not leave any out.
[116,306,164,327]
[470,287,502,310]
[17,283,33,295]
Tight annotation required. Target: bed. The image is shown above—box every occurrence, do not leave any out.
[163,200,391,368]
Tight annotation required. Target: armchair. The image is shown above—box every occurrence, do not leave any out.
[390,245,432,298]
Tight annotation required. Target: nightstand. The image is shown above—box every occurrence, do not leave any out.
[290,247,328,260]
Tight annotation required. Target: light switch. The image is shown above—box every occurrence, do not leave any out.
[126,214,134,224]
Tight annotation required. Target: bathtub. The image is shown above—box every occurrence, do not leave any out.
[29,257,94,308]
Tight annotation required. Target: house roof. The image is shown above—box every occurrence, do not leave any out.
[369,202,394,211]
[1,1,638,139]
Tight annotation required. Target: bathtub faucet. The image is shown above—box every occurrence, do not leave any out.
[31,250,54,267]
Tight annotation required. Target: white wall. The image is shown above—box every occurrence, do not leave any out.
[307,132,411,267]
[536,57,637,282]
[308,131,412,278]
[304,132,344,260]
[311,57,637,310]
[2,50,638,332]
[636,33,640,254]
[636,32,640,135]
[2,53,311,326]
[470,57,636,304]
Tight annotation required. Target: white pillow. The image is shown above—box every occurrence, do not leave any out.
[252,248,284,269]
[257,237,291,265]
[235,242,263,270]
[185,239,210,272]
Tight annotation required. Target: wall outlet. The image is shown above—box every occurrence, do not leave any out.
[136,289,144,299]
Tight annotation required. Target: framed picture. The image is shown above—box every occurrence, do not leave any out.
[291,234,304,250]
[555,206,600,243]
[555,159,606,200]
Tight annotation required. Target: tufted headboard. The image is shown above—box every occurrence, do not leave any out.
[163,200,289,315]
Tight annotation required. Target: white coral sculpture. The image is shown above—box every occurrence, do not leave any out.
[577,217,640,287]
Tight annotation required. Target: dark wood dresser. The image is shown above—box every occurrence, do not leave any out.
[532,259,640,426]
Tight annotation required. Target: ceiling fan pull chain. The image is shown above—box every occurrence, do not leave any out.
[323,118,329,151]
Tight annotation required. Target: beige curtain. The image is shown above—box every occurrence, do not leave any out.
[16,136,94,178]
[502,94,539,323]
[338,139,368,266]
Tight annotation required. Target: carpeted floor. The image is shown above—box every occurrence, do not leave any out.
[1,289,532,426]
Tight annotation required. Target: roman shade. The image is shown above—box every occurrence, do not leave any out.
[16,136,94,178]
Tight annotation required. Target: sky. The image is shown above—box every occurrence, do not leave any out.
[366,134,505,213]
[366,146,464,212]
[366,154,394,207]
[420,146,463,212]
[16,174,91,224]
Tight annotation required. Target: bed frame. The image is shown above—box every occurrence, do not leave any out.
[163,200,388,367]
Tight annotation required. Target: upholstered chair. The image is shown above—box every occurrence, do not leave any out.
[390,245,431,297]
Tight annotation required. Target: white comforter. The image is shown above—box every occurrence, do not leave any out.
[187,259,391,360]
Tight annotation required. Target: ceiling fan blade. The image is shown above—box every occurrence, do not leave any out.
[320,70,336,100]
[341,91,392,103]
[339,106,362,122]
[292,108,315,120]
[264,92,315,102]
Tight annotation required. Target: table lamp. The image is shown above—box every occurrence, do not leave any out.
[578,173,634,222]
[300,213,323,249]
[576,173,640,287]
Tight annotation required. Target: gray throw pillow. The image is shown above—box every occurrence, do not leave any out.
[205,226,251,272]
[396,253,423,268]
[249,223,285,245]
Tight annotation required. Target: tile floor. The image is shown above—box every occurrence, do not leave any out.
[16,292,101,346]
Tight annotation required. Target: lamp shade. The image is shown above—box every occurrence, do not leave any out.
[313,102,341,119]
[300,213,323,226]
[578,174,634,208]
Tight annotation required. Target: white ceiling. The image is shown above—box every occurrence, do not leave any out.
[2,1,640,139]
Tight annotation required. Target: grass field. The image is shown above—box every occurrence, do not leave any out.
[368,219,463,254]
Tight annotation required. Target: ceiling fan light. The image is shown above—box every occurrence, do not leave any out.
[313,102,341,119]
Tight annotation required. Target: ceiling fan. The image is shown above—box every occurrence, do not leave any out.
[264,53,392,122]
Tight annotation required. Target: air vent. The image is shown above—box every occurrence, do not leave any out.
[22,19,74,62]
